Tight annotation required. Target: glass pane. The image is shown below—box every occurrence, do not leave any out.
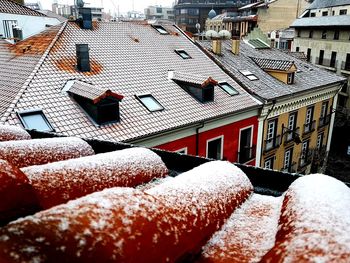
[207,138,222,159]
[22,113,51,131]
[220,83,238,95]
[140,96,163,111]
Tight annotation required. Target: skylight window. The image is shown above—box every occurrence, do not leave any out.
[239,70,259,81]
[219,82,239,96]
[152,25,168,35]
[17,109,54,132]
[175,49,191,59]
[136,94,164,112]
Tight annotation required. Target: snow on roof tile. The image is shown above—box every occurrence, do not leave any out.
[0,0,46,16]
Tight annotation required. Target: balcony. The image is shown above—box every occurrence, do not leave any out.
[237,145,256,164]
[264,135,281,152]
[318,114,330,128]
[282,162,297,173]
[341,61,350,74]
[315,57,338,72]
[284,127,300,144]
[303,120,316,135]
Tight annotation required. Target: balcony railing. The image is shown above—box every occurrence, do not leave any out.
[318,114,330,128]
[264,135,281,152]
[315,57,338,69]
[284,127,300,144]
[341,61,350,72]
[237,145,256,164]
[282,162,297,173]
[303,120,316,135]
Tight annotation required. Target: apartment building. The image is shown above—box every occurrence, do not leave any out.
[144,6,174,21]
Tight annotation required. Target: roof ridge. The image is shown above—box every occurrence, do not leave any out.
[2,0,47,17]
[0,21,68,124]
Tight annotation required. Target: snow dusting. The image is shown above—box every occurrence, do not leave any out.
[0,137,94,168]
[199,194,282,263]
[22,147,168,209]
[261,174,350,262]
[0,125,31,142]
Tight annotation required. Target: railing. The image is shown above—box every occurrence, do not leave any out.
[264,135,281,152]
[318,114,331,128]
[237,145,256,164]
[282,162,297,173]
[303,120,316,135]
[315,57,338,68]
[341,61,350,71]
[284,127,300,144]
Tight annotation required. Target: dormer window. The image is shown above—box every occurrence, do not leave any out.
[287,73,295,84]
[175,49,191,59]
[152,25,168,35]
[17,109,54,132]
[136,94,164,112]
[65,80,123,125]
[219,82,239,96]
[170,71,217,103]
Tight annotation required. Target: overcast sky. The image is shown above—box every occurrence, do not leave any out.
[29,0,175,14]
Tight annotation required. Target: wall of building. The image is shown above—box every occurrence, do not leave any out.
[258,0,310,33]
[309,5,350,17]
[0,13,60,40]
[144,6,174,20]
[155,115,258,165]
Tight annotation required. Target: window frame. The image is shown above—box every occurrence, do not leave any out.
[152,25,169,35]
[175,49,192,59]
[219,82,239,96]
[135,94,164,112]
[284,147,293,170]
[17,109,54,132]
[287,73,294,84]
[206,135,224,160]
[175,147,188,154]
[264,156,274,169]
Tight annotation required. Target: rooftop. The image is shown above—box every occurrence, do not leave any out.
[198,40,345,100]
[0,0,46,16]
[291,15,350,28]
[0,125,349,262]
[250,57,296,72]
[307,0,350,9]
[0,21,260,142]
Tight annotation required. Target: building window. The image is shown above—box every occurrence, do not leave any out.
[239,70,258,81]
[206,136,223,160]
[344,53,350,71]
[286,112,298,142]
[300,140,310,167]
[175,147,188,154]
[332,10,335,16]
[283,148,293,171]
[340,9,347,15]
[238,126,253,163]
[2,20,17,38]
[309,30,313,38]
[152,25,168,35]
[219,82,239,96]
[321,30,327,39]
[180,9,188,14]
[322,11,328,16]
[264,156,274,169]
[304,106,314,133]
[296,47,300,52]
[287,73,295,84]
[297,30,300,37]
[17,109,54,132]
[136,94,164,112]
[317,133,324,150]
[265,119,278,151]
[330,51,337,68]
[310,12,316,17]
[175,49,191,59]
[307,48,311,62]
[334,30,339,40]
[156,7,162,13]
[318,50,324,65]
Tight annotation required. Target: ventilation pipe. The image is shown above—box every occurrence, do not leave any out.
[232,38,240,55]
[212,40,222,55]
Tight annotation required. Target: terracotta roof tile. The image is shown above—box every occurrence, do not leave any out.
[0,0,46,16]
[250,57,296,71]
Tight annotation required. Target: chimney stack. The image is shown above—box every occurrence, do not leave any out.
[232,38,240,55]
[78,8,92,30]
[76,44,90,72]
[212,40,222,55]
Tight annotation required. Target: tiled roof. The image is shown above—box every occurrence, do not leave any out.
[171,71,218,87]
[250,57,295,71]
[37,9,68,22]
[0,126,349,262]
[291,15,350,27]
[198,40,345,100]
[247,39,270,49]
[308,0,350,9]
[0,24,62,115]
[282,51,307,61]
[0,21,259,142]
[67,80,124,103]
[0,0,46,16]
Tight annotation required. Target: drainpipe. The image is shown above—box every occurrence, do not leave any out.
[196,122,205,156]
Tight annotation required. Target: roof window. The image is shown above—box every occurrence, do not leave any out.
[239,70,259,81]
[152,25,168,35]
[175,49,191,59]
[17,109,54,132]
[219,82,239,96]
[136,94,164,112]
